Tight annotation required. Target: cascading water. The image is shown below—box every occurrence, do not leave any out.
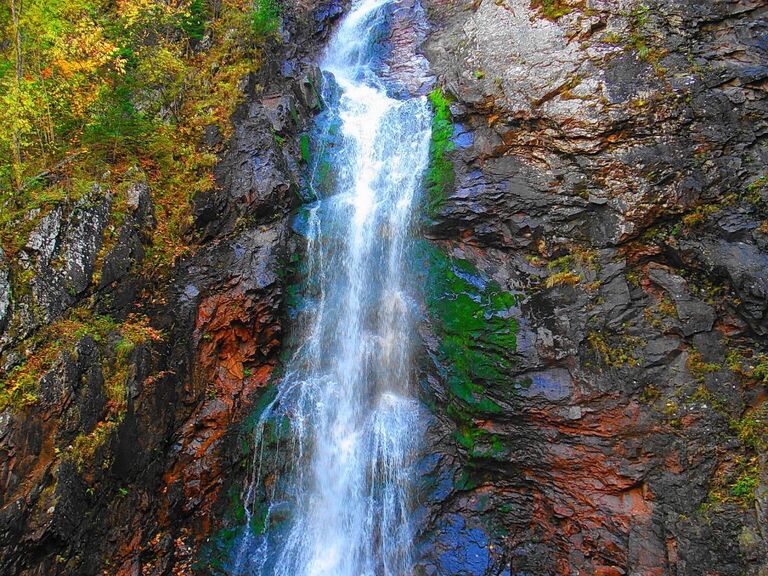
[232,1,432,574]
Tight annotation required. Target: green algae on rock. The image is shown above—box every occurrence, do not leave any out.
[422,243,519,414]
[425,88,455,217]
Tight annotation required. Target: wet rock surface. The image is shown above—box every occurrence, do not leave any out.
[416,0,768,575]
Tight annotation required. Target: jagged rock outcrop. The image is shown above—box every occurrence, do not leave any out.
[415,1,768,575]
[0,2,343,574]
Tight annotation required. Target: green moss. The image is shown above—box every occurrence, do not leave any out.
[421,243,519,462]
[299,133,311,164]
[706,456,761,508]
[194,522,243,574]
[251,0,281,37]
[426,89,455,216]
[541,249,599,289]
[530,0,573,20]
[249,501,271,535]
[686,349,721,383]
[424,245,518,410]
[241,385,280,436]
[11,267,34,299]
[730,470,759,501]
[587,331,642,368]
[730,407,768,452]
[753,354,768,384]
[744,175,767,211]
[454,469,480,491]
[315,160,335,194]
[545,270,581,288]
[450,403,504,460]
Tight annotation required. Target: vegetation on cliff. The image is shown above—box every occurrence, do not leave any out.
[0,0,284,412]
[0,0,280,272]
[530,0,573,20]
[422,243,520,460]
[425,88,454,216]
[0,306,162,411]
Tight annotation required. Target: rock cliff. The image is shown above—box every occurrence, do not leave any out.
[0,0,766,575]
[0,2,338,573]
[415,1,768,575]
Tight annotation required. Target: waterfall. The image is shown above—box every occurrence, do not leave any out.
[232,1,432,574]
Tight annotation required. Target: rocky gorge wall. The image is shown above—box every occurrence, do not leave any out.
[414,0,768,575]
[0,1,342,573]
[0,0,766,575]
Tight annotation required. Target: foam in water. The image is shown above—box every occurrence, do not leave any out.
[232,1,432,574]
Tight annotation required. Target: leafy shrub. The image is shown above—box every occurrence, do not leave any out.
[82,84,151,156]
[251,0,281,37]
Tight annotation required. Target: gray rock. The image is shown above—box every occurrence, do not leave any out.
[12,186,113,325]
[25,206,63,265]
[716,212,759,241]
[380,0,432,95]
[99,225,143,289]
[419,0,768,574]
[262,94,299,133]
[60,187,112,297]
[294,65,324,111]
[0,249,9,334]
[517,368,572,402]
[643,336,682,367]
[237,226,283,290]
[201,123,223,148]
[688,239,768,335]
[600,275,632,323]
[99,177,154,289]
[194,103,294,239]
[125,179,155,227]
[648,265,716,336]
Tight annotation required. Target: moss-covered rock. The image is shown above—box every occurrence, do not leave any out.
[422,243,518,411]
[425,89,455,217]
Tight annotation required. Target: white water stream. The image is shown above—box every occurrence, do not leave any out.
[233,1,432,574]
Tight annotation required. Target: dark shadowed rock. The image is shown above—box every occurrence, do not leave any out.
[686,239,768,335]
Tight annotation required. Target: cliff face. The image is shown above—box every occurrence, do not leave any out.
[414,0,768,575]
[1,0,766,575]
[0,2,341,574]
